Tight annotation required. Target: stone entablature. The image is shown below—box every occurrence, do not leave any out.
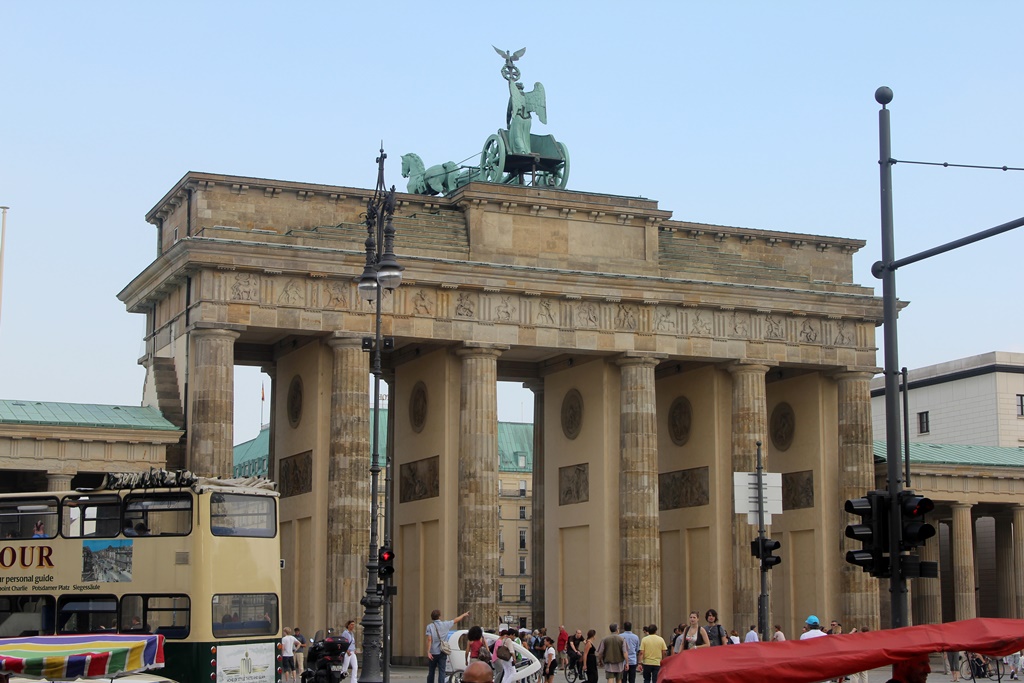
[138,172,870,295]
[122,173,881,370]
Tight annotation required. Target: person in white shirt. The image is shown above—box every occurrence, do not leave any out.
[743,626,759,643]
[343,619,358,683]
[799,616,827,640]
[772,625,786,642]
[281,627,300,683]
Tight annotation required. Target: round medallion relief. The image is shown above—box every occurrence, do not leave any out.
[668,396,693,446]
[770,402,795,451]
[409,381,428,433]
[561,389,584,440]
[287,375,303,429]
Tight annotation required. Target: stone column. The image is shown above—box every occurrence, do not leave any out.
[835,371,881,632]
[326,335,371,630]
[261,364,277,480]
[726,362,770,631]
[996,512,1015,618]
[46,474,73,492]
[525,379,545,630]
[456,344,507,627]
[951,503,977,620]
[616,353,663,627]
[188,326,240,477]
[1007,505,1024,622]
[914,534,942,625]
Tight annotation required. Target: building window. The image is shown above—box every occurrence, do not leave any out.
[519,617,528,629]
[1017,394,1024,417]
[519,584,526,602]
[519,529,527,550]
[519,480,527,497]
[498,480,502,493]
[918,411,930,434]
[519,506,526,520]
[498,584,503,601]
[519,556,526,574]
[518,453,527,468]
[498,506,502,519]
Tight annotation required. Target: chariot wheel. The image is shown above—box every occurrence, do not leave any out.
[554,142,570,189]
[481,134,507,183]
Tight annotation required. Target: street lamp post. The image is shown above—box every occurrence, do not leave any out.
[358,147,402,683]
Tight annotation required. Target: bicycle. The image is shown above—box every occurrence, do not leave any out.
[962,652,1004,680]
[563,654,581,683]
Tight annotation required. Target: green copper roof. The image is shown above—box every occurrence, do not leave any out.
[873,441,1024,468]
[0,399,180,431]
[498,422,533,472]
[234,411,534,474]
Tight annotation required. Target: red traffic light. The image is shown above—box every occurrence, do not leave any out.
[380,549,394,562]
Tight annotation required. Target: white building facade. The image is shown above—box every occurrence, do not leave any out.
[871,351,1024,448]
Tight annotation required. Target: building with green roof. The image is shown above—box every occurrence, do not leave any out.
[0,399,183,493]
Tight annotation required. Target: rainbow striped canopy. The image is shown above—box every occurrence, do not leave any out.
[0,634,165,680]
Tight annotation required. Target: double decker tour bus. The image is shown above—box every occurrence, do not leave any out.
[0,470,282,682]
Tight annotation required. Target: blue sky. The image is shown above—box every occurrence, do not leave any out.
[1,2,1022,445]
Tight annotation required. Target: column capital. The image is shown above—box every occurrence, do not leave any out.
[523,379,544,395]
[831,369,879,383]
[614,352,666,368]
[189,322,244,338]
[327,332,366,350]
[722,360,774,376]
[455,342,509,359]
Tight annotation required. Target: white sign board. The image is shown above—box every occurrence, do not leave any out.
[733,471,782,524]
[216,642,276,683]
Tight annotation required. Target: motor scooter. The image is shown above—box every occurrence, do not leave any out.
[301,628,350,683]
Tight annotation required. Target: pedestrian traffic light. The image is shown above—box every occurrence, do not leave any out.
[844,490,890,578]
[898,490,935,550]
[378,546,395,579]
[750,537,782,569]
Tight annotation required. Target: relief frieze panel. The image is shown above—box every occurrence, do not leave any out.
[209,273,869,351]
[659,466,710,510]
[230,273,260,302]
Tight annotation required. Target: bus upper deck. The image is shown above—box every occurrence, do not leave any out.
[0,470,282,682]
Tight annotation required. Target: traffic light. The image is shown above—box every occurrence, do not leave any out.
[378,546,395,579]
[897,490,938,580]
[750,537,782,569]
[844,490,890,577]
[898,490,935,549]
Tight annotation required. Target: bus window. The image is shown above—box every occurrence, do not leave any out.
[123,493,192,537]
[211,593,278,637]
[209,493,276,538]
[62,495,120,538]
[0,595,55,637]
[57,595,117,634]
[120,594,190,639]
[0,498,58,539]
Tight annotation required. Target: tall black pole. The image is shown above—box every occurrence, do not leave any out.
[755,441,769,641]
[359,147,401,683]
[872,86,908,627]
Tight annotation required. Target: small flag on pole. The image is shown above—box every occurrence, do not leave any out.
[261,383,265,402]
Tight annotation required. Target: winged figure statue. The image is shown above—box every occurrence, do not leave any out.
[507,80,547,155]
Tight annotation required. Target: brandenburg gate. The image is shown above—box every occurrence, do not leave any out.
[119,166,884,656]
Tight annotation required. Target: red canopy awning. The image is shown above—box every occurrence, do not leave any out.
[659,618,1024,683]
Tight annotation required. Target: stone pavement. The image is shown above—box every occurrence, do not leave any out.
[382,663,953,683]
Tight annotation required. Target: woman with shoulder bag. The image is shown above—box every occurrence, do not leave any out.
[681,611,709,651]
[704,609,728,646]
[466,626,491,667]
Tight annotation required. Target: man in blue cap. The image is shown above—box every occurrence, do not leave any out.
[799,615,827,640]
